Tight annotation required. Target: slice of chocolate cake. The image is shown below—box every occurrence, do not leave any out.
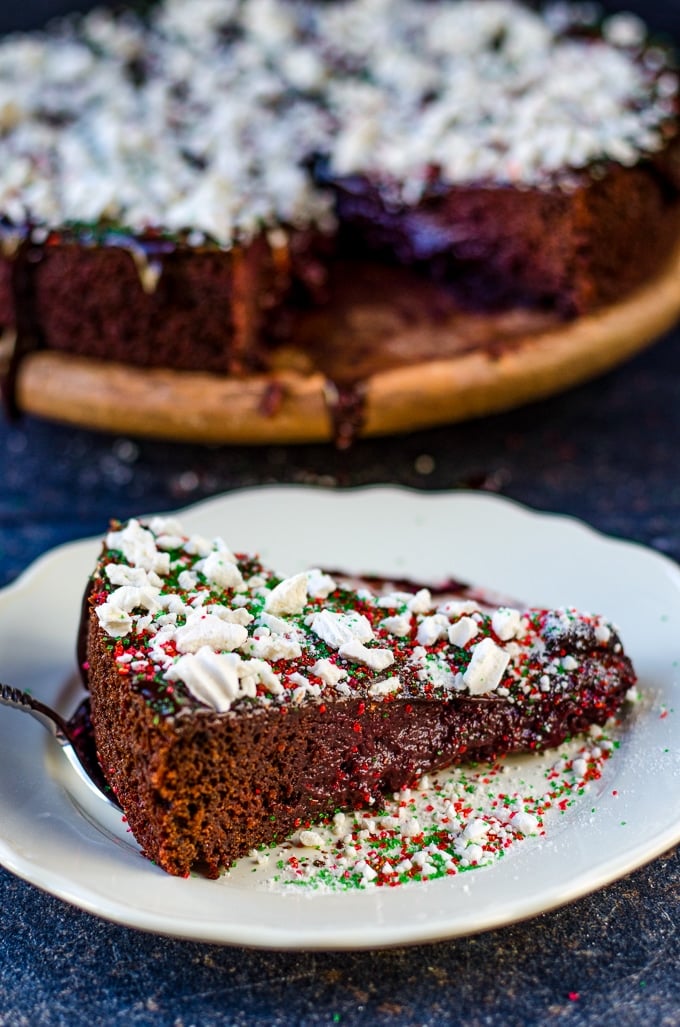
[81,517,636,878]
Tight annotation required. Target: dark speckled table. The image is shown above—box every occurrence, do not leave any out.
[1,325,679,1025]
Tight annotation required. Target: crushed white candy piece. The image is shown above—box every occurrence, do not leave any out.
[257,611,293,635]
[182,535,213,558]
[354,860,378,882]
[305,568,337,599]
[209,605,253,627]
[245,633,302,661]
[154,533,186,552]
[161,594,188,618]
[238,658,284,696]
[462,818,490,842]
[511,812,539,836]
[379,612,413,637]
[491,607,523,641]
[312,657,348,687]
[108,583,162,614]
[95,603,133,637]
[332,813,348,836]
[448,616,479,648]
[146,516,182,536]
[298,830,325,848]
[104,564,152,588]
[408,589,433,614]
[201,550,245,591]
[368,675,402,696]
[177,569,199,591]
[106,519,170,576]
[339,639,395,672]
[416,614,448,647]
[595,623,612,644]
[437,599,481,618]
[174,613,248,654]
[463,637,511,695]
[165,648,243,712]
[264,572,309,616]
[376,591,412,610]
[310,609,374,649]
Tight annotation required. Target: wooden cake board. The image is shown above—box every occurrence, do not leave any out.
[11,246,680,445]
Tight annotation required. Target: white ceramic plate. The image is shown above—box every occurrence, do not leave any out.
[0,488,678,949]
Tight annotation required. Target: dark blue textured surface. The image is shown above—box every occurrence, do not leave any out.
[1,325,679,1025]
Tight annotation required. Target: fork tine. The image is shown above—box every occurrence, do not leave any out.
[0,682,33,708]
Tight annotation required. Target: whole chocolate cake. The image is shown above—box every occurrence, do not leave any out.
[82,516,636,878]
[1,0,680,401]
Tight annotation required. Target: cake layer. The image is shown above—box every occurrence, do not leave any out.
[0,227,330,375]
[83,517,636,877]
[329,160,680,316]
[0,232,280,375]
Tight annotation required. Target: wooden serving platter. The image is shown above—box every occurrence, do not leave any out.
[11,248,680,445]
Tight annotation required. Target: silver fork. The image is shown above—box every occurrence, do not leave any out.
[0,682,120,810]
